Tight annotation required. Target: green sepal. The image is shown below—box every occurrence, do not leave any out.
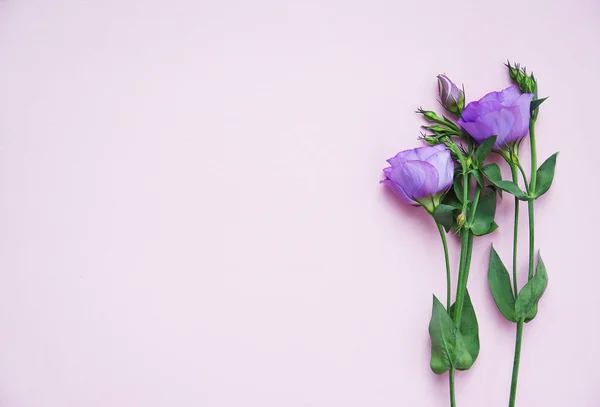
[530,97,548,112]
[515,253,548,320]
[449,290,480,369]
[471,190,497,236]
[474,136,497,166]
[429,295,473,374]
[534,153,558,199]
[488,247,517,322]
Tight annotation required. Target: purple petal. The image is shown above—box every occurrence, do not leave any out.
[380,179,417,205]
[514,93,535,136]
[476,108,517,147]
[425,150,454,192]
[460,119,493,144]
[389,160,439,201]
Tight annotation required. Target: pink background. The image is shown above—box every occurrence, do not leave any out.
[0,1,598,406]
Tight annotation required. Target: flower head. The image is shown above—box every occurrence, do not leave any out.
[458,85,534,149]
[381,145,454,211]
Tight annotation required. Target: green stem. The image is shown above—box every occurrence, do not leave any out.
[453,171,470,327]
[508,320,525,407]
[509,118,537,407]
[527,121,537,281]
[453,179,481,327]
[436,222,452,311]
[515,161,529,194]
[449,368,456,407]
[510,163,520,295]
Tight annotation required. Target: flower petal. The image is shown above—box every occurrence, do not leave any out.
[389,160,439,201]
[380,179,417,205]
[514,93,535,136]
[460,119,492,144]
[477,108,516,147]
[425,149,454,192]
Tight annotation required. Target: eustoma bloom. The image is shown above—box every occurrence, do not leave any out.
[381,145,453,212]
[458,85,534,149]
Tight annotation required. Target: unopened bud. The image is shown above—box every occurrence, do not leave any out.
[457,213,466,226]
[437,74,465,115]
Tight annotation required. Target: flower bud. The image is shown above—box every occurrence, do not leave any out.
[437,74,465,115]
[457,213,466,227]
[505,61,537,96]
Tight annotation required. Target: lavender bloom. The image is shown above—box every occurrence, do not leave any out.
[381,145,454,211]
[437,74,465,115]
[458,85,534,148]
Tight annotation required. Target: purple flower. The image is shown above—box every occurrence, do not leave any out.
[458,85,534,148]
[381,145,454,210]
[437,74,464,115]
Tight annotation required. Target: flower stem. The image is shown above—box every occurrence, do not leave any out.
[527,122,537,280]
[436,222,452,311]
[509,163,520,295]
[509,118,538,407]
[515,161,529,194]
[508,319,525,407]
[453,178,480,327]
[449,368,456,407]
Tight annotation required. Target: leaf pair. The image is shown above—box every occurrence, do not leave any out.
[429,292,479,374]
[488,247,548,323]
[482,153,558,200]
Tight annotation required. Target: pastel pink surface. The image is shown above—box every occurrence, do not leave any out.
[0,1,598,406]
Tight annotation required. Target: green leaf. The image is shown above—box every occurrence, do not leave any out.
[481,164,503,198]
[486,221,499,235]
[515,253,548,319]
[530,97,548,112]
[482,165,528,200]
[471,191,497,236]
[441,185,462,210]
[475,136,497,165]
[534,153,558,199]
[434,204,459,232]
[449,290,479,369]
[453,169,464,204]
[471,169,484,188]
[429,295,473,374]
[488,247,517,322]
[482,163,501,182]
[524,303,538,323]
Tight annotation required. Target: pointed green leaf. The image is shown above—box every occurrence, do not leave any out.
[530,96,548,112]
[534,153,558,199]
[481,163,503,197]
[434,204,459,232]
[524,303,538,323]
[475,136,497,165]
[429,295,473,374]
[453,169,464,204]
[471,191,497,236]
[488,247,517,322]
[486,221,499,235]
[449,290,479,369]
[472,169,484,188]
[482,163,501,182]
[495,180,527,200]
[515,253,548,319]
